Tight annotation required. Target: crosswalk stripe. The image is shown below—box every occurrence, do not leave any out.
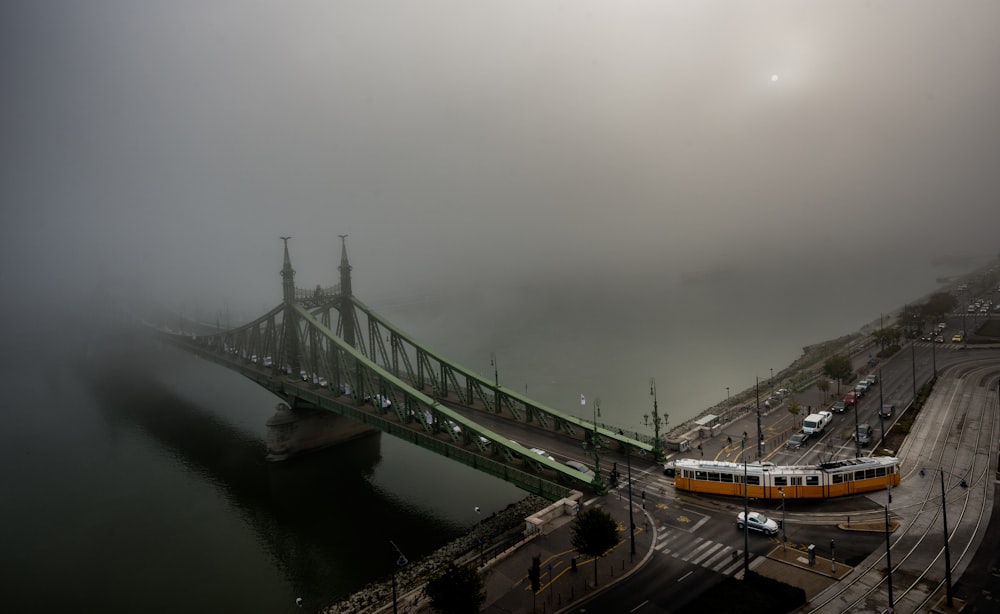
[691,542,724,566]
[711,548,736,571]
[700,546,730,569]
[680,538,710,562]
[719,557,746,576]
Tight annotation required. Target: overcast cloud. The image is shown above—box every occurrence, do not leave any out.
[2,1,999,319]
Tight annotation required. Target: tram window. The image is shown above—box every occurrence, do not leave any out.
[832,474,843,484]
[876,468,886,477]
[707,472,720,482]
[806,476,819,486]
[695,471,707,480]
[866,469,876,479]
[855,471,865,481]
[791,477,802,486]
[747,476,760,485]
[774,476,787,486]
[721,473,733,483]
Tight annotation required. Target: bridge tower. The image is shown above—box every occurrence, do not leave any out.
[280,237,301,376]
[337,234,356,347]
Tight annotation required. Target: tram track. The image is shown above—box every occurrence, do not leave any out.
[807,363,999,613]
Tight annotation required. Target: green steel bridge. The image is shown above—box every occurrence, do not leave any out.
[151,237,664,501]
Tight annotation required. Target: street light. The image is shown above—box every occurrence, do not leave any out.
[650,379,666,462]
[742,454,750,579]
[920,467,969,608]
[583,399,607,494]
[390,540,408,614]
[726,386,730,402]
[626,444,636,559]
[853,390,861,459]
[884,503,894,612]
[779,489,786,550]
[755,377,763,459]
[878,367,886,450]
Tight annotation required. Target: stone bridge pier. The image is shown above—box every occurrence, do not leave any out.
[265,402,377,461]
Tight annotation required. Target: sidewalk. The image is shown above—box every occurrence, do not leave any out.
[479,495,656,614]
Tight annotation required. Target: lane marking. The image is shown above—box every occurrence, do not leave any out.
[677,571,693,582]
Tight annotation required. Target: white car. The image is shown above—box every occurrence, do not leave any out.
[564,460,595,479]
[529,448,556,462]
[736,511,779,535]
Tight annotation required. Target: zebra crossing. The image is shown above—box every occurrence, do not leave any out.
[654,527,750,577]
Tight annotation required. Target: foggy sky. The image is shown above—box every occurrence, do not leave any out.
[3,0,999,319]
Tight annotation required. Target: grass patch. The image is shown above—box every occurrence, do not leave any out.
[676,571,805,614]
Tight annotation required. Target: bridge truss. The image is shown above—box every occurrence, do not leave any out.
[156,238,655,500]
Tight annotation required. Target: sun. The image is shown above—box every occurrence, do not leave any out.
[770,74,779,82]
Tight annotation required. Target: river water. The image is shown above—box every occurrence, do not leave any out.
[0,259,972,612]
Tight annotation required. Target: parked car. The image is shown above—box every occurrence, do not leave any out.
[831,400,847,413]
[786,432,810,450]
[855,423,873,445]
[855,381,870,396]
[865,374,878,386]
[736,511,779,535]
[844,392,858,407]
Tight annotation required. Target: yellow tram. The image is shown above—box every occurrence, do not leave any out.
[671,456,900,500]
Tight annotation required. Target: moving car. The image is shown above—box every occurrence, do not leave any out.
[529,448,556,462]
[855,423,873,445]
[786,432,810,450]
[831,400,847,413]
[736,511,779,535]
[952,332,964,342]
[879,404,894,418]
[565,460,596,479]
[844,392,858,407]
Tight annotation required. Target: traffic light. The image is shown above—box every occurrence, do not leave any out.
[528,555,541,593]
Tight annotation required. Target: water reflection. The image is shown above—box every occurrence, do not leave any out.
[88,338,465,607]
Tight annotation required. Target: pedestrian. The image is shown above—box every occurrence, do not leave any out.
[727,435,732,446]
[698,443,703,457]
[296,597,303,608]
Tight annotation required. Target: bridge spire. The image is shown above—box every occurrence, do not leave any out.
[338,234,356,346]
[280,237,301,375]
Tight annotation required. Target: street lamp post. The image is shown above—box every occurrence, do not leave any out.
[390,540,408,614]
[755,378,763,459]
[910,338,917,401]
[853,392,861,458]
[920,467,968,608]
[931,333,937,377]
[650,379,666,462]
[626,444,636,559]
[584,399,607,494]
[885,504,894,612]
[726,386,730,402]
[878,367,886,450]
[743,455,750,578]
[940,469,955,608]
[490,352,499,412]
[779,489,786,550]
